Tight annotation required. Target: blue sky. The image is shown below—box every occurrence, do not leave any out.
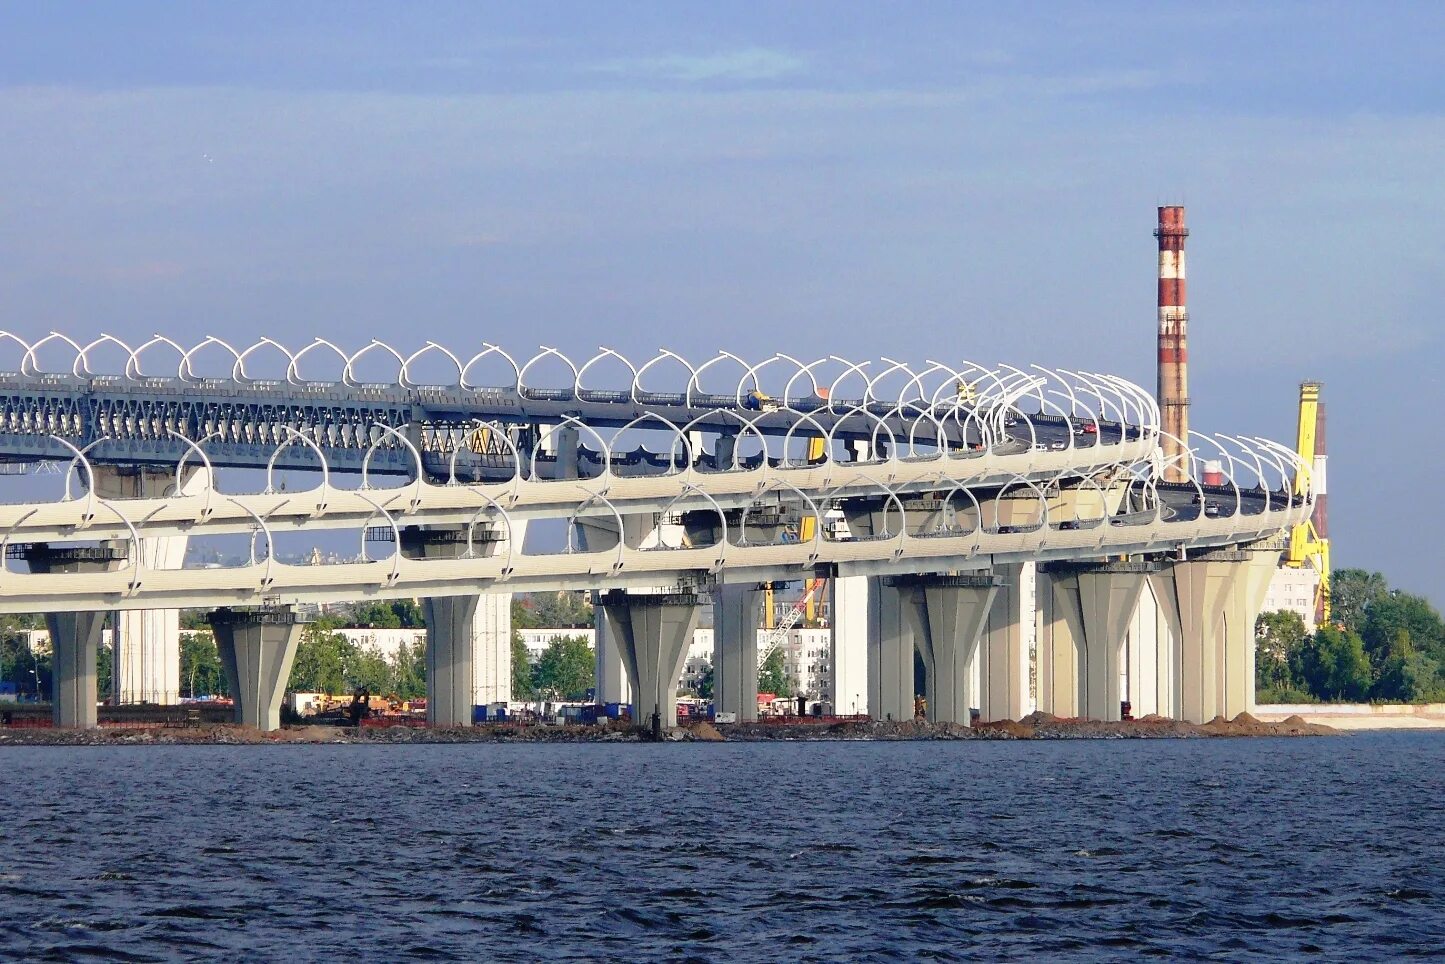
[0,3,1442,597]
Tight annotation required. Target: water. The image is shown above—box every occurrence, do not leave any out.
[1,732,1442,961]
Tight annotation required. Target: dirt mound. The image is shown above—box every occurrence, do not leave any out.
[686,722,726,742]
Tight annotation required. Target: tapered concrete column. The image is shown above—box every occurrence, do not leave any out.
[1036,575,1079,717]
[1221,542,1283,718]
[977,563,1033,722]
[1042,563,1154,721]
[829,575,869,717]
[209,607,306,732]
[713,582,763,721]
[93,465,207,706]
[22,544,127,728]
[599,590,701,729]
[399,525,504,726]
[894,574,1000,724]
[867,576,914,721]
[579,514,680,707]
[1150,551,1242,723]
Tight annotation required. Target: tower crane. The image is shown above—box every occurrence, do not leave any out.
[1286,381,1330,623]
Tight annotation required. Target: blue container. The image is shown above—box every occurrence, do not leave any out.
[472,705,488,724]
[494,706,508,722]
[604,702,626,719]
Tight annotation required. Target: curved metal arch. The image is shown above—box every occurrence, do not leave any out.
[1059,368,1118,436]
[1251,436,1314,527]
[180,335,243,383]
[528,415,613,482]
[447,419,523,498]
[927,471,987,552]
[777,408,835,469]
[166,429,220,523]
[0,506,40,576]
[1083,370,1138,432]
[52,435,105,525]
[574,347,638,397]
[991,472,1051,534]
[825,356,872,413]
[400,342,464,388]
[287,337,351,384]
[352,488,404,588]
[782,356,829,405]
[460,343,522,393]
[0,331,34,373]
[343,339,406,387]
[517,346,580,399]
[1151,430,1208,536]
[232,337,297,383]
[360,423,426,514]
[651,483,732,572]
[1244,435,1296,517]
[864,357,917,407]
[463,493,520,578]
[22,332,83,377]
[632,348,697,403]
[897,360,957,412]
[563,486,628,577]
[220,494,278,592]
[735,478,825,565]
[265,426,332,511]
[1213,434,1273,515]
[846,470,912,554]
[607,411,693,479]
[687,350,749,407]
[75,333,134,378]
[735,353,801,407]
[1190,431,1244,521]
[824,404,896,465]
[129,333,191,381]
[675,407,771,474]
[92,497,148,594]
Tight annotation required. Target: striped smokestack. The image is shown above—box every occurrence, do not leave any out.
[1155,205,1190,482]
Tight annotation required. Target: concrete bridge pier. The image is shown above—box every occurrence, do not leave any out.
[713,582,763,721]
[209,607,307,732]
[22,543,127,728]
[1221,542,1283,718]
[829,575,869,717]
[977,563,1033,722]
[1040,563,1154,721]
[868,577,915,721]
[895,574,1000,725]
[92,464,208,706]
[1149,552,1241,724]
[599,590,701,729]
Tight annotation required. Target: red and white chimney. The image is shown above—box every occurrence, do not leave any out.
[1155,205,1190,482]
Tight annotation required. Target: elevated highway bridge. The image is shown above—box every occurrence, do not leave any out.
[0,334,1312,735]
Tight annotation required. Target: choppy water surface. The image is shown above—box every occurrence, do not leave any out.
[1,733,1442,961]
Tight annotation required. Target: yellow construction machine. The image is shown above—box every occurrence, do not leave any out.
[1285,381,1330,623]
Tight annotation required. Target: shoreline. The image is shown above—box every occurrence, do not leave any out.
[0,712,1340,745]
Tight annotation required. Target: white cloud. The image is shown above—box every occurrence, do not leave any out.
[594,47,806,83]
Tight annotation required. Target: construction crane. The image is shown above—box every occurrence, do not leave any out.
[1286,381,1330,623]
[760,433,829,652]
[758,578,825,667]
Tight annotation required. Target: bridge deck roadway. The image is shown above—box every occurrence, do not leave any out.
[0,499,1305,613]
[0,436,1153,543]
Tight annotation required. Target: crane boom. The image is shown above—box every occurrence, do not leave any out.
[1286,381,1330,622]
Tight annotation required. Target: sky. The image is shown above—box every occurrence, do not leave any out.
[0,2,1442,599]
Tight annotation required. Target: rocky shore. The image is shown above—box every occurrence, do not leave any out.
[0,711,1335,746]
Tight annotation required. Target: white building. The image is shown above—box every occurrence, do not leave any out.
[1261,566,1323,634]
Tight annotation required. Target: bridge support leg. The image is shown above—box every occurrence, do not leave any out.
[22,543,128,728]
[1150,552,1241,723]
[829,575,869,718]
[713,583,762,722]
[1041,563,1153,721]
[93,464,207,706]
[599,591,701,730]
[897,574,1000,725]
[1221,542,1282,719]
[868,577,914,721]
[1036,577,1079,718]
[977,563,1033,722]
[210,608,306,732]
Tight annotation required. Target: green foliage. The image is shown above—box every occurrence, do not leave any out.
[0,621,49,699]
[288,618,351,694]
[1297,626,1372,701]
[1330,569,1388,636]
[348,601,402,629]
[695,660,715,700]
[179,609,211,631]
[758,649,793,698]
[390,639,427,700]
[531,635,594,700]
[285,616,431,698]
[510,631,534,699]
[180,631,228,697]
[1255,610,1309,693]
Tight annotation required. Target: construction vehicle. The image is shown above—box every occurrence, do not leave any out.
[1285,381,1331,623]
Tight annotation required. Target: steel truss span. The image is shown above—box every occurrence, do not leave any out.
[0,333,1315,614]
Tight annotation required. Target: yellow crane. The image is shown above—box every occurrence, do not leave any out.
[1286,381,1330,623]
[764,434,830,627]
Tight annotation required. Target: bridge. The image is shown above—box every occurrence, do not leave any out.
[0,334,1312,734]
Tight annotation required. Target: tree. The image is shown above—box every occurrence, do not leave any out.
[390,599,426,629]
[348,601,402,629]
[531,635,594,700]
[390,639,427,700]
[180,631,227,697]
[1362,591,1445,666]
[1330,569,1388,636]
[1298,626,1371,701]
[695,660,715,700]
[288,618,353,694]
[344,644,393,694]
[758,649,793,698]
[511,631,534,699]
[1255,610,1309,695]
